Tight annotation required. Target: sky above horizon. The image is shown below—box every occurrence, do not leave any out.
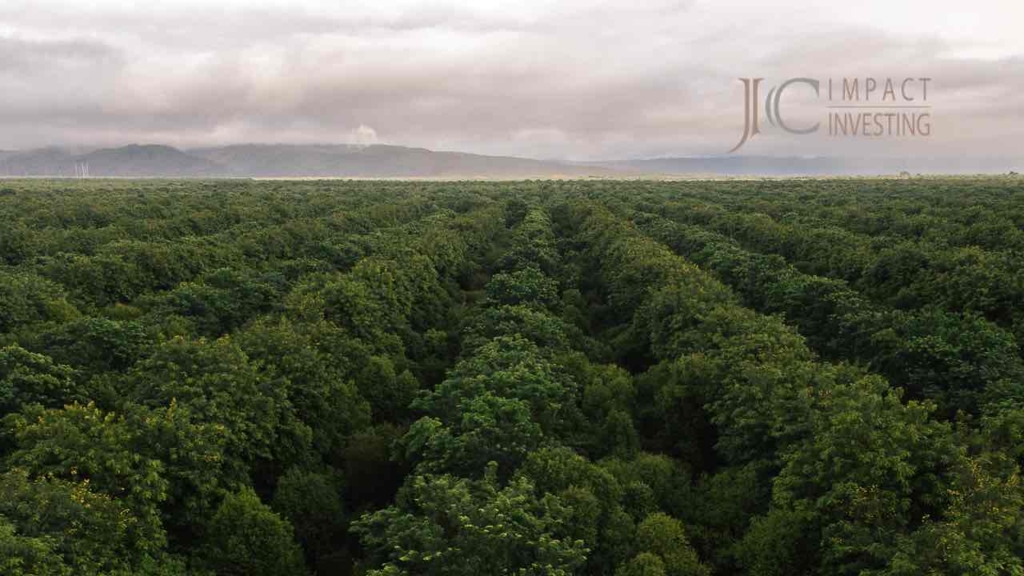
[1,0,1021,160]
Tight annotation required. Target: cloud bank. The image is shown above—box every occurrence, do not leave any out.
[0,0,1021,160]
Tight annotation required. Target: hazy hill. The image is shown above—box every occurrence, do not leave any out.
[187,144,364,176]
[0,143,616,178]
[188,143,614,178]
[0,145,219,177]
[0,147,76,177]
[0,143,1016,178]
[81,145,222,177]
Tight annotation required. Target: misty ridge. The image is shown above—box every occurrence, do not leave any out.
[0,143,1019,178]
[0,144,612,178]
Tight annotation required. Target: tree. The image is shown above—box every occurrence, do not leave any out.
[623,513,709,576]
[617,552,667,576]
[353,464,588,576]
[485,267,560,310]
[419,335,572,435]
[235,317,371,457]
[31,317,152,376]
[3,403,168,555]
[200,487,306,576]
[126,336,307,472]
[517,446,635,574]
[0,271,78,333]
[403,395,543,479]
[749,376,957,575]
[0,346,78,416]
[356,355,419,424]
[0,514,69,576]
[0,468,168,575]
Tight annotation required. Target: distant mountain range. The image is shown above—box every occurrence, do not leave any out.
[0,143,1018,178]
[0,144,614,178]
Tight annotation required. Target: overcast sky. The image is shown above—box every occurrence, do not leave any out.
[1,0,1021,159]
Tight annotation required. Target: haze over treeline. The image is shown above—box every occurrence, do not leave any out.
[1,143,1020,177]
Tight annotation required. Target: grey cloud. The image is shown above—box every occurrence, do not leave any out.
[0,36,122,73]
[0,1,1019,160]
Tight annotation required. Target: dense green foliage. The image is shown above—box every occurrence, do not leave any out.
[0,178,1021,575]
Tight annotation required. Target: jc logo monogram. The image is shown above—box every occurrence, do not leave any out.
[729,77,820,153]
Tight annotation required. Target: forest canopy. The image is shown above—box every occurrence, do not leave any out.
[0,177,1022,575]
